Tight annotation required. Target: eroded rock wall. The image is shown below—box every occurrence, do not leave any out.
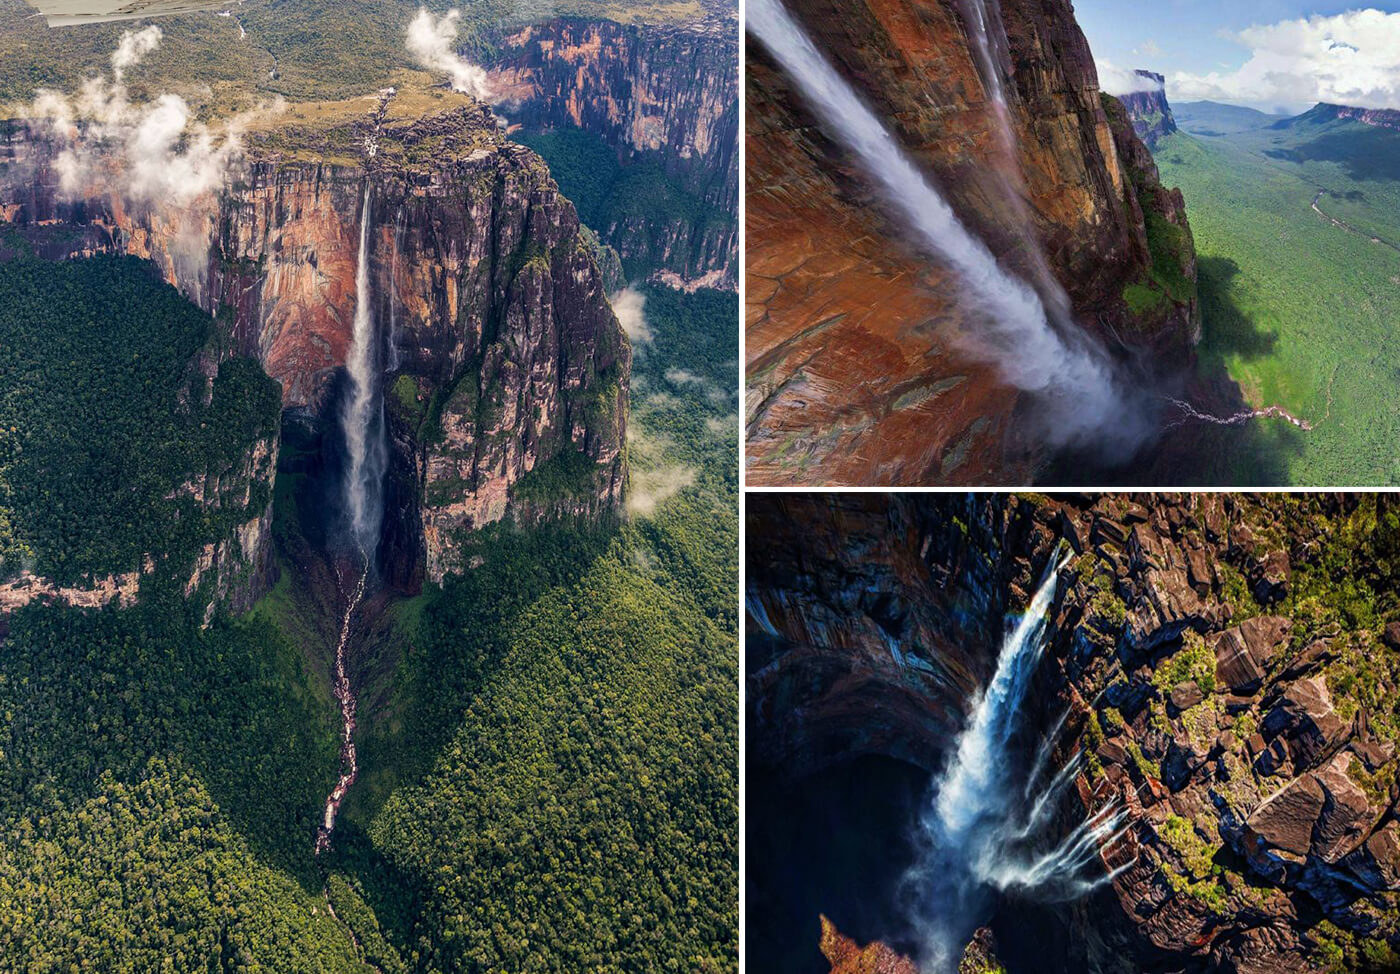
[488,17,739,289]
[0,102,629,585]
[745,0,1199,485]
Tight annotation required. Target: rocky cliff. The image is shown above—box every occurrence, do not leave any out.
[748,493,1400,973]
[487,16,738,290]
[745,0,1199,485]
[0,91,629,585]
[1295,104,1400,132]
[1118,72,1177,148]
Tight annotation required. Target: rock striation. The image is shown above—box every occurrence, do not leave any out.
[488,17,738,290]
[0,93,629,586]
[745,0,1199,485]
[1117,71,1177,148]
[749,493,1400,972]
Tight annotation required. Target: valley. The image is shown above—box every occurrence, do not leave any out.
[0,2,738,969]
[1154,108,1400,485]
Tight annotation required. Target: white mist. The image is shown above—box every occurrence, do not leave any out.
[746,0,1142,451]
[904,551,1131,971]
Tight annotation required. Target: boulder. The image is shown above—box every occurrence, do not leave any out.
[1383,620,1400,651]
[1246,774,1326,857]
[1341,821,1400,891]
[1311,753,1378,862]
[1260,676,1348,770]
[1212,616,1291,693]
[1253,550,1291,603]
[1186,547,1215,595]
[1170,680,1205,712]
[1279,638,1335,681]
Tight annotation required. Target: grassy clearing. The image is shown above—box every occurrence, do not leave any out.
[1156,127,1400,484]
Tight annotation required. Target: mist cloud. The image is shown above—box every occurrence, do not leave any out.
[1169,9,1400,111]
[25,27,248,207]
[610,287,653,344]
[1097,62,1165,97]
[406,8,493,101]
[111,25,162,83]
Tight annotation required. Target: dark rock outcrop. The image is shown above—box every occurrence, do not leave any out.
[1116,71,1177,147]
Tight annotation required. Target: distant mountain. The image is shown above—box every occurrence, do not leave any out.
[1174,100,1286,136]
[1116,69,1176,147]
[1277,102,1400,132]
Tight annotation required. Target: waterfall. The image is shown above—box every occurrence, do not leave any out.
[316,185,389,855]
[903,550,1132,971]
[341,187,388,554]
[385,206,405,373]
[955,0,1075,325]
[746,0,1141,451]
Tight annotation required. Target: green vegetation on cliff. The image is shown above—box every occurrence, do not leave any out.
[0,256,281,584]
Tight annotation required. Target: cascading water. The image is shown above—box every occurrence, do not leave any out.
[955,0,1075,326]
[341,188,389,554]
[746,0,1140,451]
[386,206,405,373]
[902,549,1132,971]
[315,185,389,855]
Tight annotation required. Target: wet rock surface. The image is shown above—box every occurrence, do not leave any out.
[750,493,1400,973]
[745,0,1199,485]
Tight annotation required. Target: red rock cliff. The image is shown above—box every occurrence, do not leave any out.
[745,0,1199,485]
[0,95,629,583]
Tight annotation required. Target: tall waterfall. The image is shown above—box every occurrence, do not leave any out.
[341,187,389,555]
[386,206,405,374]
[746,0,1140,450]
[316,185,388,854]
[903,550,1131,971]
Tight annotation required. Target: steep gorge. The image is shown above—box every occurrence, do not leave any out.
[486,14,739,290]
[0,92,629,589]
[748,494,1400,973]
[745,0,1200,485]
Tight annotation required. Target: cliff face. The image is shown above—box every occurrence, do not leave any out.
[0,427,277,624]
[488,17,739,290]
[1118,72,1177,147]
[1299,104,1400,131]
[0,97,629,585]
[745,0,1199,485]
[749,493,1400,973]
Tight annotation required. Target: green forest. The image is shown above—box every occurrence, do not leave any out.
[0,255,281,585]
[1155,114,1400,485]
[0,246,737,968]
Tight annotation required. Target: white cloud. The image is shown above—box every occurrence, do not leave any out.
[1097,61,1164,96]
[405,8,492,101]
[610,287,652,344]
[1135,40,1162,58]
[1168,9,1400,110]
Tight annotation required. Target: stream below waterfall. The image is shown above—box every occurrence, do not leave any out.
[315,554,368,855]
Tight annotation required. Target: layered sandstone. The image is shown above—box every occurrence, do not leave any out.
[745,0,1199,485]
[0,92,629,584]
[488,17,739,289]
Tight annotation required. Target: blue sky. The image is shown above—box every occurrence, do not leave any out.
[1072,1,1400,111]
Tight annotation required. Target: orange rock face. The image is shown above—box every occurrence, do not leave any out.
[819,916,919,974]
[745,0,1199,485]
